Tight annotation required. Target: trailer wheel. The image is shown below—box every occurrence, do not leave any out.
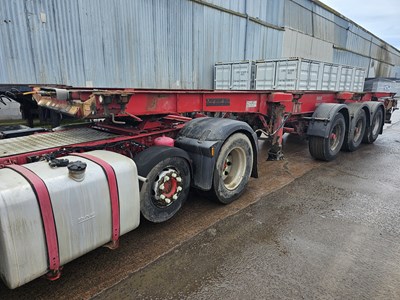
[211,133,253,204]
[363,108,383,144]
[342,109,366,152]
[309,112,346,161]
[140,157,190,223]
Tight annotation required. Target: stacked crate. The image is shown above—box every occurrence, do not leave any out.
[214,61,255,90]
[215,58,366,92]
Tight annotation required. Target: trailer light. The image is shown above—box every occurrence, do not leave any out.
[210,147,215,157]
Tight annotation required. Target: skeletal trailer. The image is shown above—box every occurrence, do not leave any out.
[0,86,396,288]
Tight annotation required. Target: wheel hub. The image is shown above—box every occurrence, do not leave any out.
[222,155,233,178]
[329,125,342,151]
[221,148,246,191]
[153,168,183,207]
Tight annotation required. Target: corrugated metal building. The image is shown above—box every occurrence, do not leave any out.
[1,0,399,90]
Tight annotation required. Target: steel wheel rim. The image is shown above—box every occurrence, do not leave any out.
[330,123,342,151]
[152,168,183,207]
[221,147,246,190]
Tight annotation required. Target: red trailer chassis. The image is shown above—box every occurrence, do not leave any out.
[0,87,396,166]
[28,87,396,158]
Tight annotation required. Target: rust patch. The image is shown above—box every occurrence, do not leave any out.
[146,95,168,111]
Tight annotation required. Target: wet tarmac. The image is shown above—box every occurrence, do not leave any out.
[1,115,400,299]
[96,116,400,299]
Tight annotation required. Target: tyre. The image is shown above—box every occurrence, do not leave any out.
[309,113,346,161]
[210,133,253,204]
[342,109,366,152]
[363,108,383,144]
[140,157,190,223]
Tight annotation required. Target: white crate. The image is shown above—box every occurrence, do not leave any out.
[353,68,366,92]
[214,61,255,90]
[214,63,231,90]
[255,58,366,92]
[321,63,339,91]
[255,61,276,90]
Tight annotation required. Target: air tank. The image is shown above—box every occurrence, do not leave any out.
[154,136,175,147]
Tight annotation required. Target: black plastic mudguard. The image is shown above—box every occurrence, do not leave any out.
[175,117,258,191]
[306,103,349,138]
[133,146,191,177]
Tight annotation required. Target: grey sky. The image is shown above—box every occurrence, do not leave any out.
[320,0,400,50]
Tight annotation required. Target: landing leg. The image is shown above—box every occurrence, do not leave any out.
[268,143,284,161]
[267,104,285,161]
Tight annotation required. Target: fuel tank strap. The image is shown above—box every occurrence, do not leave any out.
[71,153,120,247]
[5,164,60,273]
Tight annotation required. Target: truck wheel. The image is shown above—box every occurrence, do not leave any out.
[140,157,190,223]
[211,133,253,204]
[342,109,366,152]
[309,113,346,161]
[363,108,383,144]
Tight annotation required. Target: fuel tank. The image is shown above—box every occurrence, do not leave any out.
[0,150,140,289]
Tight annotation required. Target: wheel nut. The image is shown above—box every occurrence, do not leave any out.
[171,173,177,178]
[177,186,182,192]
[172,194,178,200]
[159,183,165,190]
[165,198,171,204]
[164,176,170,182]
[176,177,182,183]
[160,194,166,200]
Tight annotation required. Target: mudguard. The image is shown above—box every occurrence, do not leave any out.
[342,102,370,149]
[306,103,349,138]
[346,103,368,118]
[175,117,258,191]
[345,102,369,136]
[133,146,191,177]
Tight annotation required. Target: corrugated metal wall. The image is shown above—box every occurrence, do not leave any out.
[283,0,400,78]
[282,29,333,62]
[1,0,399,91]
[333,49,370,69]
[206,0,284,27]
[0,0,283,89]
[284,0,313,35]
